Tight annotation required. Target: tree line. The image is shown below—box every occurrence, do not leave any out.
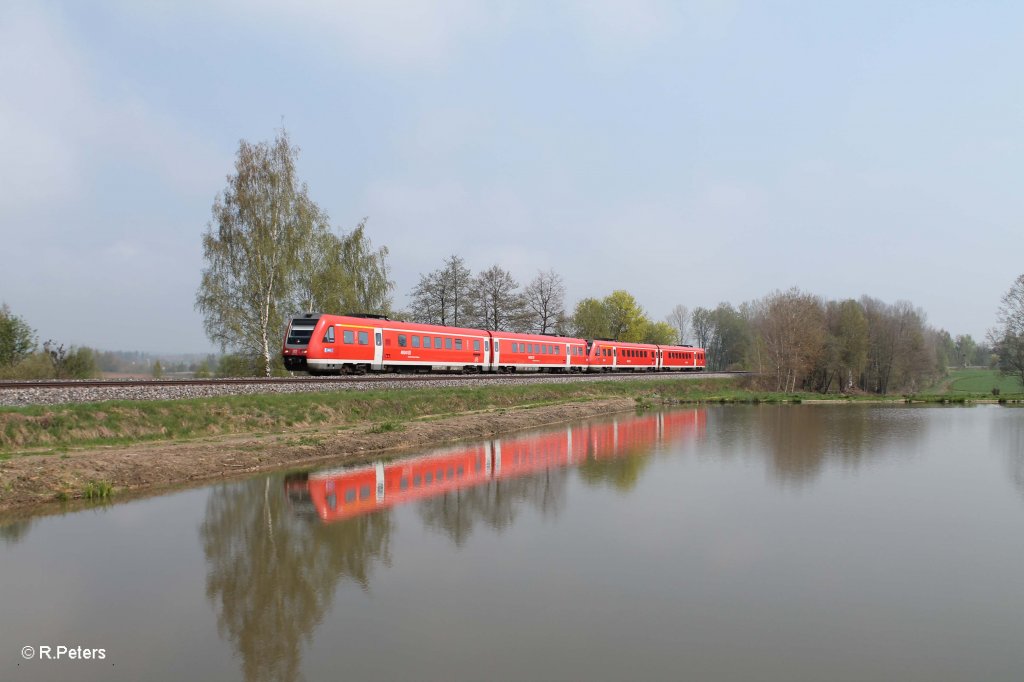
[191,130,1024,389]
[0,304,97,379]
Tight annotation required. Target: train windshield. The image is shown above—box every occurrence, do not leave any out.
[286,316,320,346]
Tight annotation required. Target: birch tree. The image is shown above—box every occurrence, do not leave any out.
[196,130,324,376]
[291,219,393,316]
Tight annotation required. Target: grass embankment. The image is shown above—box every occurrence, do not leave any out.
[0,379,733,456]
[2,375,1022,459]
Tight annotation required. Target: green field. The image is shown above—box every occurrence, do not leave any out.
[944,368,1024,394]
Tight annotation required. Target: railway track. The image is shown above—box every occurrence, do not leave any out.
[0,371,731,391]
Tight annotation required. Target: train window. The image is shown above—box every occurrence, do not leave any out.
[345,489,356,503]
[398,334,407,347]
[343,330,354,344]
[326,493,336,511]
[413,475,421,487]
[323,327,335,343]
[494,340,499,351]
[359,485,370,500]
[485,340,489,351]
[437,469,445,481]
[455,339,463,350]
[400,477,409,491]
[473,339,480,351]
[457,465,464,477]
[376,332,382,346]
[435,337,442,348]
[447,467,454,479]
[358,331,369,345]
[411,335,420,348]
[423,336,432,348]
[445,338,452,350]
[425,472,433,484]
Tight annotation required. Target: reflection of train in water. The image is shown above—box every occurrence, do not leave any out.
[286,410,706,523]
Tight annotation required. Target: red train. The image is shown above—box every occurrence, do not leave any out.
[286,409,707,523]
[282,313,706,375]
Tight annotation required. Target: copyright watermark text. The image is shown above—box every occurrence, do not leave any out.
[21,645,106,661]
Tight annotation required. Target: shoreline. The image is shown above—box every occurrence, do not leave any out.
[0,397,640,515]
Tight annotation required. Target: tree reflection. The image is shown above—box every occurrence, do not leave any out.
[999,410,1024,500]
[417,467,568,546]
[201,475,393,682]
[576,450,651,491]
[710,405,925,485]
[0,519,33,545]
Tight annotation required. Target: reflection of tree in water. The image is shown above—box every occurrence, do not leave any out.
[999,411,1024,500]
[201,475,393,682]
[710,406,924,486]
[417,467,568,547]
[576,444,652,493]
[0,519,33,545]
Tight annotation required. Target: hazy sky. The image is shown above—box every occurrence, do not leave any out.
[1,1,1021,353]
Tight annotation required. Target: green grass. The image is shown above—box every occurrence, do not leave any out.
[945,368,1024,394]
[1,375,1021,457]
[0,378,736,454]
[369,421,405,434]
[82,480,113,500]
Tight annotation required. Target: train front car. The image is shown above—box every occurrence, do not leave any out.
[282,313,382,375]
[292,314,493,375]
[281,313,322,373]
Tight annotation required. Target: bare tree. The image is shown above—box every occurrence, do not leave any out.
[466,265,526,331]
[989,274,1024,388]
[408,254,472,326]
[523,269,566,334]
[754,289,825,392]
[691,307,714,351]
[666,304,690,345]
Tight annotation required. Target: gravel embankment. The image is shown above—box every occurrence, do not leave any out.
[0,372,725,408]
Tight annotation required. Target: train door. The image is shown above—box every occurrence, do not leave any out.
[492,338,500,370]
[612,346,617,369]
[372,331,383,370]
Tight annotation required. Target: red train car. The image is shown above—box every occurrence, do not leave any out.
[489,331,588,373]
[283,312,706,375]
[659,346,705,371]
[585,340,660,372]
[283,313,490,374]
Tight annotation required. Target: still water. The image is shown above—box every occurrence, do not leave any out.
[2,405,1024,681]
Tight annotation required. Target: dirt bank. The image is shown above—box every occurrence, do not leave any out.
[0,398,638,514]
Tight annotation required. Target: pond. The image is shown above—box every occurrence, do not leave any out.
[2,405,1023,681]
